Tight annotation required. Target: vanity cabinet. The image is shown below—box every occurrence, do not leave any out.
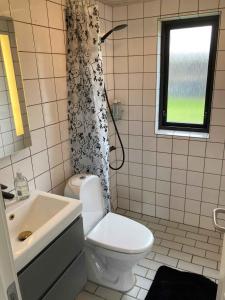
[18,216,87,300]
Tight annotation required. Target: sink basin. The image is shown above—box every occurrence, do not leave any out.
[6,191,82,272]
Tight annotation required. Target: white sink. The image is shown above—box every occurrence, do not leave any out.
[6,191,82,272]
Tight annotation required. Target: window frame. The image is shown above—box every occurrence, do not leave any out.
[158,15,219,133]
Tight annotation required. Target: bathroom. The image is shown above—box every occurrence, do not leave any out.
[0,0,225,299]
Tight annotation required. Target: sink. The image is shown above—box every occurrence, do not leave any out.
[6,191,82,272]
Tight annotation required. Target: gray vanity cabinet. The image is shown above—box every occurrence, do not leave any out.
[18,216,87,300]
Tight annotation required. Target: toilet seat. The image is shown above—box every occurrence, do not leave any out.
[86,212,154,255]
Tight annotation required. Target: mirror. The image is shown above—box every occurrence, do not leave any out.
[0,16,31,159]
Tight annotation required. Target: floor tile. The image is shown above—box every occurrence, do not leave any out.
[154,253,178,267]
[95,287,122,300]
[126,286,140,298]
[169,249,192,262]
[192,256,217,269]
[136,276,152,290]
[196,241,219,253]
[177,260,203,274]
[133,265,148,277]
[182,245,206,257]
[161,240,182,250]
[137,288,148,300]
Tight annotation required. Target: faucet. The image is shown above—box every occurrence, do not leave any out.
[1,184,15,202]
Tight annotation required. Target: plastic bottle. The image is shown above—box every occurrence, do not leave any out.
[14,172,30,200]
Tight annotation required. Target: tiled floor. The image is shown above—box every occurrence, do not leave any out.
[77,209,223,300]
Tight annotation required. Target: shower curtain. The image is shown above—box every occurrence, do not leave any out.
[66,0,110,210]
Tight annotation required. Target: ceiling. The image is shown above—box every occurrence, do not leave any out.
[102,0,151,6]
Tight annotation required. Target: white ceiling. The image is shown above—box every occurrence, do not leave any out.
[102,0,151,6]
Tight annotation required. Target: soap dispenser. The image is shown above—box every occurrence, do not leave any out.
[14,172,30,200]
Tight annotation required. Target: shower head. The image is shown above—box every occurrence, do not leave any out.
[100,24,128,43]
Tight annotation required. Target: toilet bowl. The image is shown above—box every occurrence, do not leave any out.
[64,174,154,292]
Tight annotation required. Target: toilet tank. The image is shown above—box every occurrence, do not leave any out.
[64,174,105,235]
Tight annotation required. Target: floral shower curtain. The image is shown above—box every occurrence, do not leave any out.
[66,0,110,209]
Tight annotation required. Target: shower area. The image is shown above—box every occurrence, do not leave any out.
[68,0,225,233]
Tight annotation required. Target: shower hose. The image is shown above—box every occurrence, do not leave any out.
[104,86,125,171]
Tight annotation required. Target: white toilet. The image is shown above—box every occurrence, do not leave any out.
[64,174,154,292]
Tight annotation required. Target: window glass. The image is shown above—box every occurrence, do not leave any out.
[167,26,212,124]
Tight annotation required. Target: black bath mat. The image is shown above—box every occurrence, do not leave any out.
[145,266,217,300]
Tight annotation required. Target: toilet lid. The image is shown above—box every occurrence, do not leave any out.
[86,212,154,254]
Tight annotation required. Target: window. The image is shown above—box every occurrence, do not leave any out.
[159,16,219,133]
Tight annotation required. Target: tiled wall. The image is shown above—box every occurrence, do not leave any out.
[0,0,117,208]
[112,0,225,230]
[2,0,225,231]
[0,0,71,197]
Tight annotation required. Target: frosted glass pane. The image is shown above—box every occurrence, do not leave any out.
[167,26,212,124]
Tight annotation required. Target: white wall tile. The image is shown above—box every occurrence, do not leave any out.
[27,105,44,130]
[19,53,38,79]
[179,0,198,12]
[10,0,31,22]
[14,22,35,52]
[35,171,51,192]
[204,158,222,175]
[50,163,65,188]
[144,37,157,55]
[47,2,63,29]
[114,57,128,73]
[36,53,54,78]
[60,121,69,141]
[128,38,143,56]
[52,54,66,77]
[58,100,67,121]
[30,128,47,155]
[189,141,206,157]
[48,144,63,168]
[33,26,51,53]
[188,156,204,172]
[30,0,48,26]
[187,171,203,187]
[45,123,61,147]
[50,29,66,54]
[144,0,160,17]
[129,74,143,89]
[55,77,67,100]
[129,56,143,73]
[23,80,42,106]
[206,142,224,159]
[203,173,221,189]
[199,0,219,10]
[172,154,187,170]
[144,17,158,37]
[184,212,199,227]
[128,3,143,19]
[114,39,128,57]
[185,199,201,214]
[32,150,49,177]
[43,102,59,125]
[128,19,143,38]
[113,6,127,22]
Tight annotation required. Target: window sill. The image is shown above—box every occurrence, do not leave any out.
[155,128,209,139]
